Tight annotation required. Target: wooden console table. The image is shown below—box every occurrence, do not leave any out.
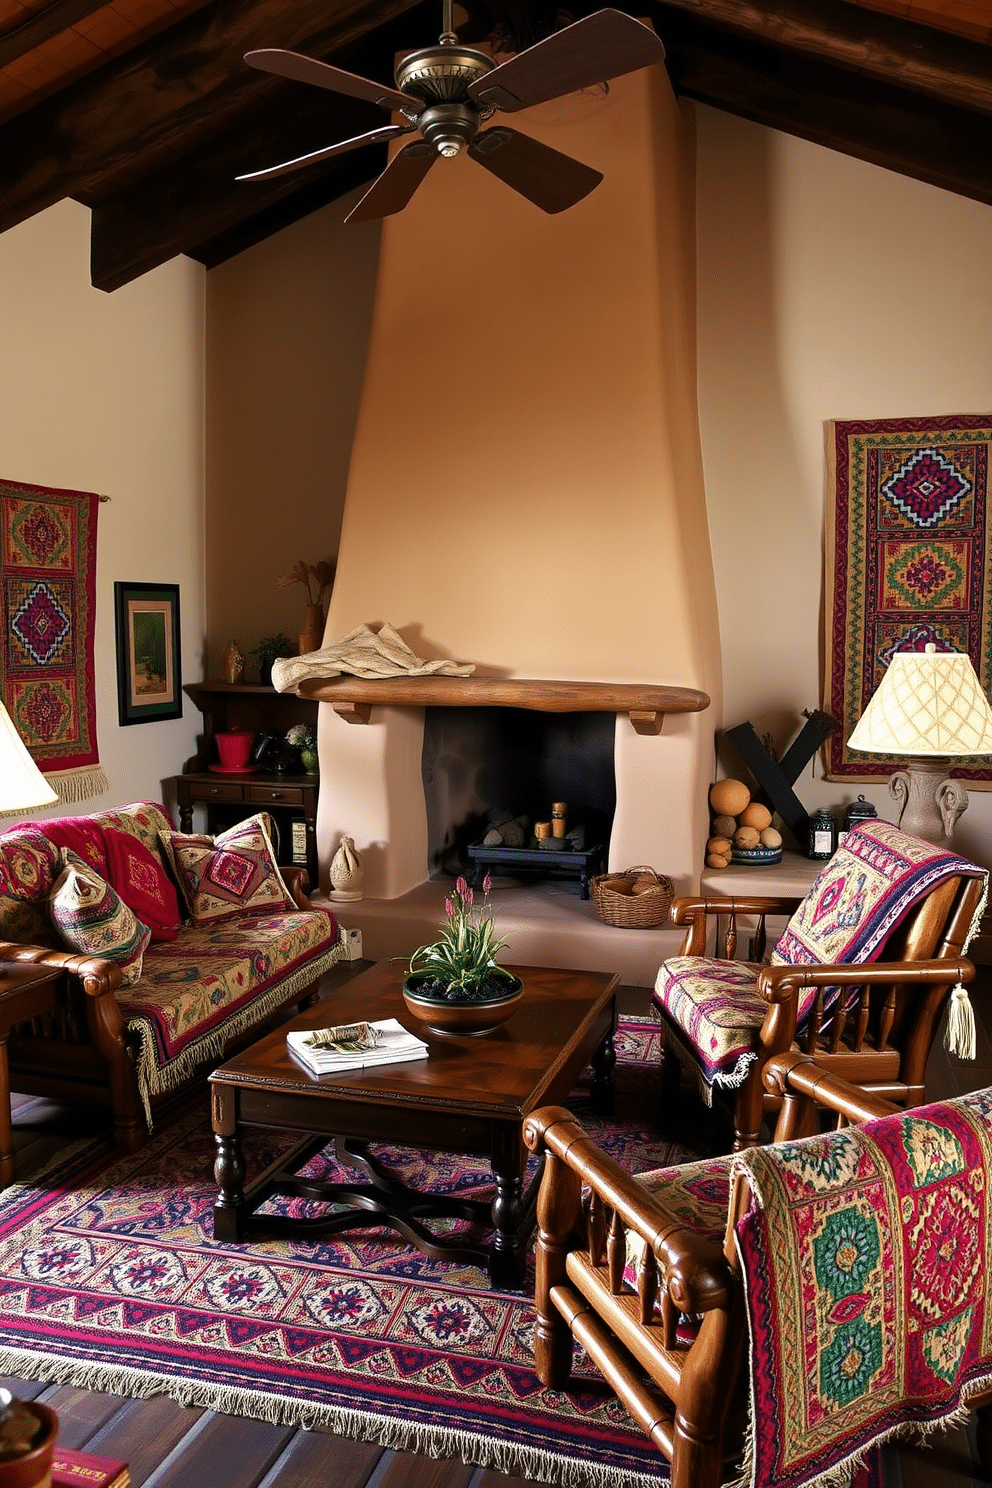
[172,771,320,889]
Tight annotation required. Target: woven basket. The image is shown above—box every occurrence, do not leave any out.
[590,865,674,929]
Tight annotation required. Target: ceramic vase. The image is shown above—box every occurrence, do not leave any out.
[221,639,244,685]
[300,748,319,775]
[329,835,363,901]
[299,604,324,656]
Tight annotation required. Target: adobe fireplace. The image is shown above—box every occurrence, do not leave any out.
[298,57,723,982]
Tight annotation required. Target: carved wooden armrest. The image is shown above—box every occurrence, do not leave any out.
[0,940,123,996]
[279,866,314,909]
[671,894,803,959]
[524,1105,732,1319]
[756,956,974,1005]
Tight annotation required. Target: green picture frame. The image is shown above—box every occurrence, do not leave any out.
[114,581,182,725]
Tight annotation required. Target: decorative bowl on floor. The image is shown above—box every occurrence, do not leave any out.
[402,974,524,1036]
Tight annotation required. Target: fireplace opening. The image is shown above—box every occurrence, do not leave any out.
[421,706,617,888]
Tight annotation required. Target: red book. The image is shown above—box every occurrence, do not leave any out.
[51,1446,130,1488]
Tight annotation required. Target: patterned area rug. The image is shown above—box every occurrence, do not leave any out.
[0,1019,689,1488]
[824,414,992,784]
[1,477,106,802]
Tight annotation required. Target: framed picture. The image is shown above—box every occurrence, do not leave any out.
[114,582,182,725]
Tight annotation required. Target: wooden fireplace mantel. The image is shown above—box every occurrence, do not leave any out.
[293,675,710,735]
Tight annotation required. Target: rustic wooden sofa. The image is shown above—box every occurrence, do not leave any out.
[0,801,344,1151]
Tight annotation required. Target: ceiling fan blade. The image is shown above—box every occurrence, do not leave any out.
[237,124,414,182]
[244,48,416,114]
[345,142,438,223]
[468,127,601,213]
[467,9,665,113]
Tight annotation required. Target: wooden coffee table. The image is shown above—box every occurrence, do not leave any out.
[209,960,618,1289]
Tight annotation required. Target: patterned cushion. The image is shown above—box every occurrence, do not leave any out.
[104,828,182,942]
[625,1153,734,1287]
[159,814,293,926]
[654,958,768,1088]
[0,824,61,946]
[48,849,150,987]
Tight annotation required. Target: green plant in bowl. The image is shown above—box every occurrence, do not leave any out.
[403,877,522,1033]
[252,632,296,685]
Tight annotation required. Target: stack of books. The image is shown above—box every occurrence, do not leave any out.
[287,1019,428,1076]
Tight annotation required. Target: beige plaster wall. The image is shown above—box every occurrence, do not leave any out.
[695,106,992,869]
[318,65,722,895]
[0,199,205,819]
[205,191,380,680]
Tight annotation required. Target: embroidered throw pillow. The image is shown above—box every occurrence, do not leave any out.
[48,850,150,987]
[103,828,182,942]
[159,814,293,926]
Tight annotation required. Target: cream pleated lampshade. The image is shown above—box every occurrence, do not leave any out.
[0,704,58,811]
[848,645,992,757]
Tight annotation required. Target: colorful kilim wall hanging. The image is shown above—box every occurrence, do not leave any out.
[1,477,107,803]
[825,414,992,785]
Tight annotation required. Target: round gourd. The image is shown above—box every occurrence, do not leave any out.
[707,835,732,855]
[706,852,731,869]
[709,779,750,817]
[712,814,737,837]
[739,802,772,831]
[760,827,783,849]
[733,826,761,849]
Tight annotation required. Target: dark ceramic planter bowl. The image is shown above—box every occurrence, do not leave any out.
[402,974,524,1036]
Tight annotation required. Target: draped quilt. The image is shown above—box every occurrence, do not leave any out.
[734,1087,992,1488]
[1,477,106,802]
[825,414,992,785]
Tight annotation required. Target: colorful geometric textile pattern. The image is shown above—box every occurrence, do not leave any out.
[0,1023,689,1488]
[1,477,106,802]
[48,849,151,988]
[103,828,181,942]
[159,813,293,926]
[654,820,985,1091]
[653,959,767,1088]
[825,414,992,783]
[733,1085,992,1488]
[770,818,986,977]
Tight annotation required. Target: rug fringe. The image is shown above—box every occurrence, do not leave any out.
[0,1347,662,1488]
[46,766,110,805]
[126,936,347,1127]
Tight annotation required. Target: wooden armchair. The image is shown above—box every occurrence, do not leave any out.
[524,1055,992,1488]
[653,821,986,1149]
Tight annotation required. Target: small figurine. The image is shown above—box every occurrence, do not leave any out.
[329,835,364,901]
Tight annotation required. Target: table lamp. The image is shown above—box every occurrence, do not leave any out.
[0,704,57,814]
[846,644,992,845]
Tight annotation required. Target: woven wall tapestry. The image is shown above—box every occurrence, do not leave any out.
[825,413,992,786]
[1,477,107,803]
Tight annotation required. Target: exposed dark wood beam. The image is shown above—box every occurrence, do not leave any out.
[0,0,146,68]
[89,91,385,290]
[663,19,992,207]
[649,0,992,117]
[0,0,423,236]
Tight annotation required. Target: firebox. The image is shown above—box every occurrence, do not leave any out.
[421,706,617,885]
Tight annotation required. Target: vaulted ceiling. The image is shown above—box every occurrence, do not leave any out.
[3,0,991,292]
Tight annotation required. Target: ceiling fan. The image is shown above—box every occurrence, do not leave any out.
[238,5,666,222]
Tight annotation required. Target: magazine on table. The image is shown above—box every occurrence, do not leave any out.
[287,1018,428,1075]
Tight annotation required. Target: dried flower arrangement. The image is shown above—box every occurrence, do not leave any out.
[276,560,336,608]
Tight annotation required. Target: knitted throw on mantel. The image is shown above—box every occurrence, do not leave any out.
[272,621,474,693]
[732,1086,992,1488]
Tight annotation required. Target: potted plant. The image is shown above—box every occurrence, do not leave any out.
[286,723,318,775]
[402,876,523,1035]
[252,632,296,687]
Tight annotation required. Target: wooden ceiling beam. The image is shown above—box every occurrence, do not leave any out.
[88,92,384,290]
[0,0,423,236]
[663,21,992,207]
[650,0,992,117]
[0,0,142,68]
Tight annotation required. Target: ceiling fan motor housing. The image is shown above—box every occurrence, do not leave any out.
[395,45,497,156]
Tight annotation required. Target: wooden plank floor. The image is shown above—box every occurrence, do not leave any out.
[1,967,989,1486]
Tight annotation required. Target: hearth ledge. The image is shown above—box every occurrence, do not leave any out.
[294,676,709,735]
